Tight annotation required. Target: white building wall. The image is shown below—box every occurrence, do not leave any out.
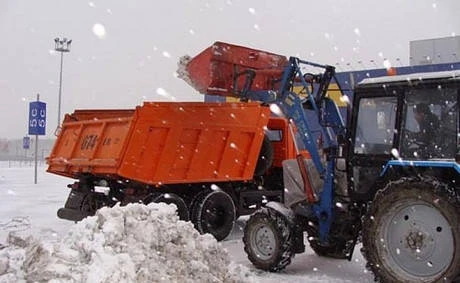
[410,36,460,65]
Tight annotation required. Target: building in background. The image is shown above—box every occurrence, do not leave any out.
[410,35,460,65]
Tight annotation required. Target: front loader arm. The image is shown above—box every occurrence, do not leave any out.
[243,58,346,242]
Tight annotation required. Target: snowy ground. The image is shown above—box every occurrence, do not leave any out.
[0,163,373,282]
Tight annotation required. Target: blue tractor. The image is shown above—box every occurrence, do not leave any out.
[181,42,460,281]
[240,61,460,281]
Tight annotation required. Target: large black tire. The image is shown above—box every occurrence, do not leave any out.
[307,212,358,259]
[153,193,190,221]
[309,238,350,259]
[362,178,460,282]
[254,135,274,176]
[243,207,295,271]
[191,190,236,241]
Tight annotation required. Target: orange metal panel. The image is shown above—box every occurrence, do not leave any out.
[47,109,136,178]
[48,102,271,185]
[118,102,271,185]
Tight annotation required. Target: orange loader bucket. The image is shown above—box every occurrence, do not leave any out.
[179,41,288,98]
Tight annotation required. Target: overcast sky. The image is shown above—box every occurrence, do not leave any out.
[1,0,459,139]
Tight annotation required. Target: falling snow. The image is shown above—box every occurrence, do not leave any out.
[383,59,392,69]
[162,51,171,58]
[156,87,176,101]
[269,104,283,116]
[92,23,106,39]
[354,28,361,36]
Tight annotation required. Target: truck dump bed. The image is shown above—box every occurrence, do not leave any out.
[47,102,270,185]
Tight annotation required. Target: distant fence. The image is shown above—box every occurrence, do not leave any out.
[0,138,54,167]
[0,160,46,168]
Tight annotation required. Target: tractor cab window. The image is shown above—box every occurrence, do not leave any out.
[401,87,458,159]
[354,97,397,155]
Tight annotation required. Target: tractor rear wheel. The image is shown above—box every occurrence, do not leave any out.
[362,178,460,282]
[191,190,236,241]
[243,207,294,271]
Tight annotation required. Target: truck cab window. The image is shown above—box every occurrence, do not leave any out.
[354,97,397,155]
[265,129,283,142]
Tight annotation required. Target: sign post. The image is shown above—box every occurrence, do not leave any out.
[23,136,30,163]
[28,94,46,184]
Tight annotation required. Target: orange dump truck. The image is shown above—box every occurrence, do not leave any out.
[48,101,301,240]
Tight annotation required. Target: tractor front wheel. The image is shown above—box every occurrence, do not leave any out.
[362,178,460,282]
[243,207,294,271]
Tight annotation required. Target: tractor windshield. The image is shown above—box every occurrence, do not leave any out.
[354,96,397,155]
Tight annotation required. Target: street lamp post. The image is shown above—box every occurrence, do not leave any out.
[54,37,72,129]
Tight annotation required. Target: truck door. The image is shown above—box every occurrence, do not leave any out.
[348,95,398,198]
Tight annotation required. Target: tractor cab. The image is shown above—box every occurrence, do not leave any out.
[348,70,460,198]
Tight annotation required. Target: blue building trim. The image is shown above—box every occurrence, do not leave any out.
[205,61,460,102]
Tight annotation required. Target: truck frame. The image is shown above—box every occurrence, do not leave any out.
[48,101,307,241]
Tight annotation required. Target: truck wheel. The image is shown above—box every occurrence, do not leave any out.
[191,190,235,241]
[362,178,460,282]
[153,193,190,221]
[254,135,274,176]
[243,207,294,271]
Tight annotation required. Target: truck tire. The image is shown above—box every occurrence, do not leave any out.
[362,178,460,282]
[191,190,235,241]
[254,135,274,176]
[243,207,294,271]
[153,193,190,221]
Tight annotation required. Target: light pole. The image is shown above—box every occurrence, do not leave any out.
[54,37,72,129]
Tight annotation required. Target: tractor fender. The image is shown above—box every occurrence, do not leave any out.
[380,159,460,177]
[265,201,295,224]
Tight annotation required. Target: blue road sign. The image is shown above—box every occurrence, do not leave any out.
[28,101,46,135]
[23,136,30,149]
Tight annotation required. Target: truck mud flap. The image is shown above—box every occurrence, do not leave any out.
[57,190,91,221]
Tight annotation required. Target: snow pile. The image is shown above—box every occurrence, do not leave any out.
[176,55,204,94]
[0,203,253,283]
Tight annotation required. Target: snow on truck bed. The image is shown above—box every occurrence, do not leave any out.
[0,203,252,283]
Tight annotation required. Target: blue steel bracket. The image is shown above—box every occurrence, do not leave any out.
[321,97,346,138]
[313,157,336,243]
[245,57,348,243]
[276,91,326,176]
